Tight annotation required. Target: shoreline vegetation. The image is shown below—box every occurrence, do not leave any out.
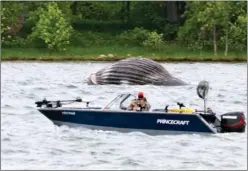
[2,1,247,63]
[2,46,246,62]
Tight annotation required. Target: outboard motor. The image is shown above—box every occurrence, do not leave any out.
[220,112,246,133]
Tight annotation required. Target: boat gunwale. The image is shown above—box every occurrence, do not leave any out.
[38,107,206,115]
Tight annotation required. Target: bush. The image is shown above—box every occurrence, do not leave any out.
[28,2,73,51]
[117,27,150,46]
[142,31,164,51]
[1,35,27,48]
[70,30,117,47]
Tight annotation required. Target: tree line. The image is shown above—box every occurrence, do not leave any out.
[1,1,247,56]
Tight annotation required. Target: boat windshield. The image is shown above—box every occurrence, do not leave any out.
[102,93,135,110]
[120,94,136,109]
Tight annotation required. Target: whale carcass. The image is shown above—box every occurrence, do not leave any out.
[87,57,187,86]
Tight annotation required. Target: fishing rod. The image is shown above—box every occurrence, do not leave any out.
[150,84,186,110]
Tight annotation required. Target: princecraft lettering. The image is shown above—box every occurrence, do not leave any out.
[157,119,190,125]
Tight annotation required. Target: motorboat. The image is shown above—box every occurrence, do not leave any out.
[35,81,246,135]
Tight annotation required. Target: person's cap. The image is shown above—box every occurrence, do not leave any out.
[138,92,144,98]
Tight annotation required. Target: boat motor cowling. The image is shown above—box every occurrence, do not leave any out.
[220,112,246,133]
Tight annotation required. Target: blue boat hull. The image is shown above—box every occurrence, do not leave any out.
[39,108,217,134]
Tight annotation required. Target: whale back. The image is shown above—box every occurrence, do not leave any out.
[93,57,177,85]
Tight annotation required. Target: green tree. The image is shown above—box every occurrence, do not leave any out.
[177,1,247,55]
[76,1,122,21]
[228,1,247,52]
[28,2,73,51]
[177,1,207,50]
[1,1,25,45]
[27,2,73,28]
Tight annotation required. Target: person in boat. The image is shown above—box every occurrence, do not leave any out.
[127,92,151,111]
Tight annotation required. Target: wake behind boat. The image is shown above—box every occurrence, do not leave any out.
[35,81,246,135]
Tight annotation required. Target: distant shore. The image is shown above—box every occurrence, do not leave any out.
[2,57,247,63]
[2,46,247,62]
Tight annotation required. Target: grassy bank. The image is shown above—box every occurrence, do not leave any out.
[1,45,247,62]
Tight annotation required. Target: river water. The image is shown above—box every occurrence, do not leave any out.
[1,61,247,170]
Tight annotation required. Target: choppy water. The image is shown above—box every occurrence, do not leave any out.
[1,61,247,170]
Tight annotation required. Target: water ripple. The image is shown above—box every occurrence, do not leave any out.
[1,61,247,170]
